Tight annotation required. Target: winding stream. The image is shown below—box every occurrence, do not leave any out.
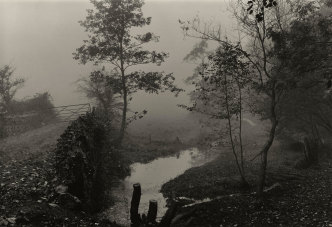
[102,147,216,226]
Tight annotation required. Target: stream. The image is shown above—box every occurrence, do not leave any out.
[101,147,216,226]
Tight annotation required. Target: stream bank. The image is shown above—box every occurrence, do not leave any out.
[168,160,332,227]
[159,148,332,227]
[101,147,218,226]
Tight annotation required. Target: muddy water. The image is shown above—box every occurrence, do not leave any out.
[102,147,215,226]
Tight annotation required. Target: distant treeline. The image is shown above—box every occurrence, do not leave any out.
[1,92,56,137]
[7,92,55,115]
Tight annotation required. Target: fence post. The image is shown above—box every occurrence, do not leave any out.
[130,183,141,227]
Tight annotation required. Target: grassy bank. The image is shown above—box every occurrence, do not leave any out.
[160,145,332,226]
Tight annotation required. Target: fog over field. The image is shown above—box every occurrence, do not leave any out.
[0,0,236,123]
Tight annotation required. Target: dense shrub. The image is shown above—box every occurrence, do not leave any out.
[55,109,129,212]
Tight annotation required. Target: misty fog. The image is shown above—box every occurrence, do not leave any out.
[0,0,235,123]
[1,0,331,226]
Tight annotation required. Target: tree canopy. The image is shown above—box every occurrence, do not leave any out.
[74,0,182,144]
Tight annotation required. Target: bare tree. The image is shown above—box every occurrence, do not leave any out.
[178,0,286,196]
[182,43,252,186]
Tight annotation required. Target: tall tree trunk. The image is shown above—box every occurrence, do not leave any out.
[223,74,248,185]
[257,88,278,197]
[118,34,126,146]
[257,128,275,196]
[237,81,245,176]
[119,70,127,145]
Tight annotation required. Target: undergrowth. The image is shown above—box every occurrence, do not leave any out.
[55,109,129,213]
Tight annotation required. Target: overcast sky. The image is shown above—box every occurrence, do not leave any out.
[0,0,237,121]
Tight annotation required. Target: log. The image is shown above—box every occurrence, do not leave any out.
[185,217,196,227]
[170,208,195,225]
[147,199,158,224]
[130,183,141,227]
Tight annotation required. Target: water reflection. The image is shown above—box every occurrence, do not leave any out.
[103,147,214,226]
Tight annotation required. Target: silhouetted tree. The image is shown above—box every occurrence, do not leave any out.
[74,0,182,145]
[182,43,252,186]
[179,0,282,196]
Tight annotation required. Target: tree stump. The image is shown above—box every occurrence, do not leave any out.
[147,199,158,224]
[130,183,141,227]
[130,183,178,227]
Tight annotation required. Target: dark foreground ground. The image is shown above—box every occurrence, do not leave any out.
[0,123,188,226]
[1,123,331,226]
[0,123,105,226]
[161,150,332,227]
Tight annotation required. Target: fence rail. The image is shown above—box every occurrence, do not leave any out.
[52,103,91,122]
